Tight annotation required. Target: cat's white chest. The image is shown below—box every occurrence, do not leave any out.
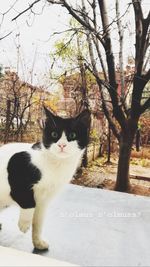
[32,152,81,200]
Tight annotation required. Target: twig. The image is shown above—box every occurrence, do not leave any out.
[0,31,12,40]
[12,0,41,21]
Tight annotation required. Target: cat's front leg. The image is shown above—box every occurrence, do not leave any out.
[18,208,34,233]
[32,201,49,250]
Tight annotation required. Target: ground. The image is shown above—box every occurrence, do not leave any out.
[72,153,150,197]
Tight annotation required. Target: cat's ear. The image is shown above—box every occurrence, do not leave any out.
[43,106,57,127]
[76,109,91,128]
[44,106,53,117]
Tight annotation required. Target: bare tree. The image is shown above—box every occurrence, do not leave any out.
[0,71,37,143]
[6,0,150,191]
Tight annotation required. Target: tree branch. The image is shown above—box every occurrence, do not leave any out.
[116,0,125,97]
[12,0,41,21]
[90,0,108,81]
[131,68,150,118]
[48,0,105,46]
[85,63,120,140]
[132,0,150,74]
[101,92,120,141]
[98,0,127,129]
[143,68,150,83]
[130,1,150,118]
[140,97,150,114]
[0,31,12,40]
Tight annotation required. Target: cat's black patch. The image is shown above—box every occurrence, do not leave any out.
[32,142,42,150]
[7,152,41,209]
[43,108,91,149]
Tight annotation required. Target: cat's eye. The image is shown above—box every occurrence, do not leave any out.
[51,131,58,138]
[69,132,77,140]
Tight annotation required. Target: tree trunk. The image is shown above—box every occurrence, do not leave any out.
[99,143,103,157]
[107,126,111,163]
[4,99,11,144]
[136,128,141,152]
[115,134,133,192]
[82,148,88,167]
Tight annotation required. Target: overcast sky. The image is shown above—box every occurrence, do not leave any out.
[0,1,69,88]
[0,0,149,89]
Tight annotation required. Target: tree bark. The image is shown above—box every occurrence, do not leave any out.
[82,148,88,167]
[136,128,141,152]
[116,0,125,99]
[115,118,138,192]
[115,135,132,191]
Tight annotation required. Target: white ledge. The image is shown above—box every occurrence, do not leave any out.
[0,246,77,266]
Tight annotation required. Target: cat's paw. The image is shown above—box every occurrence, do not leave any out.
[33,239,49,251]
[18,220,31,233]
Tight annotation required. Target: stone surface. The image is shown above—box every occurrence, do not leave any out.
[0,246,77,266]
[0,184,150,266]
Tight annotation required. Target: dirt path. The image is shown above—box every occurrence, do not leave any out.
[72,157,150,197]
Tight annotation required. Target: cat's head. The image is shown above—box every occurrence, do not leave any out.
[42,107,91,159]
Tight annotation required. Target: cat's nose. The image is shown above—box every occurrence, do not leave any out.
[58,143,67,149]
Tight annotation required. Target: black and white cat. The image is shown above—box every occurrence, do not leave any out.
[0,107,91,250]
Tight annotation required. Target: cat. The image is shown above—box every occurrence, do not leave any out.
[0,107,91,250]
